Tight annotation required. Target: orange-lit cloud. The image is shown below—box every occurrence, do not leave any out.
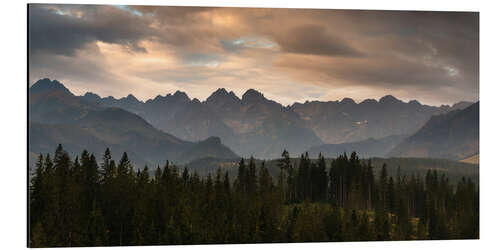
[28,4,479,106]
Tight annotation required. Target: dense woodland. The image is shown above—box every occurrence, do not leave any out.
[29,145,479,247]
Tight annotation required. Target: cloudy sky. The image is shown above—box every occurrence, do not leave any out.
[28,4,479,106]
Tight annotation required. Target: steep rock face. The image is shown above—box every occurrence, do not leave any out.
[204,89,323,158]
[30,78,71,94]
[389,102,479,160]
[242,89,265,103]
[30,79,100,124]
[204,88,240,112]
[82,87,323,159]
[29,79,238,167]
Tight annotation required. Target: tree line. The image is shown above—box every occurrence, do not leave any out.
[29,145,479,247]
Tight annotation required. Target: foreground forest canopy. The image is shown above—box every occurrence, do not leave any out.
[29,145,479,247]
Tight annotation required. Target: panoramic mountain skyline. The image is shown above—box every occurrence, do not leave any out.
[29,77,477,164]
[52,76,470,159]
[29,5,479,106]
[49,77,474,108]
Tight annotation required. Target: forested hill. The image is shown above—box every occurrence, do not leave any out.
[28,79,239,167]
[185,154,478,186]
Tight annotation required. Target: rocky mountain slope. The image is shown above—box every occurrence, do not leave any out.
[29,79,239,167]
[388,102,479,160]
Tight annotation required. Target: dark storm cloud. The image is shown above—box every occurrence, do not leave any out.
[28,44,123,94]
[28,4,154,55]
[271,10,478,103]
[364,11,479,87]
[276,53,456,88]
[274,24,363,57]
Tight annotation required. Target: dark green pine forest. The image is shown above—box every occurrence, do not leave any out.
[29,145,479,247]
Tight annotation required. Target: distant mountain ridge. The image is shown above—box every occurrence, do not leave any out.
[30,78,71,94]
[29,79,239,167]
[82,87,324,159]
[388,102,479,160]
[290,95,472,144]
[79,84,473,159]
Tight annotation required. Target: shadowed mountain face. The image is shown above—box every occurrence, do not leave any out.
[389,102,479,160]
[30,79,100,124]
[81,86,472,159]
[290,96,471,144]
[83,90,236,145]
[82,88,324,159]
[29,79,238,167]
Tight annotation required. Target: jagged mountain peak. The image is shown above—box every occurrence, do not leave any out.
[379,94,402,104]
[30,78,71,95]
[150,94,163,102]
[125,94,139,102]
[408,100,421,105]
[340,97,356,105]
[192,98,201,103]
[208,88,234,99]
[81,92,102,103]
[205,87,241,105]
[172,90,190,101]
[242,89,265,103]
[103,96,117,101]
[360,98,377,105]
[173,90,187,96]
[84,92,101,99]
[148,91,190,103]
[214,88,228,95]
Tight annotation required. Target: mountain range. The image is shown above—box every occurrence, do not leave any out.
[81,88,323,158]
[29,78,478,164]
[29,79,238,167]
[306,100,479,161]
[291,97,471,144]
[80,85,472,159]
